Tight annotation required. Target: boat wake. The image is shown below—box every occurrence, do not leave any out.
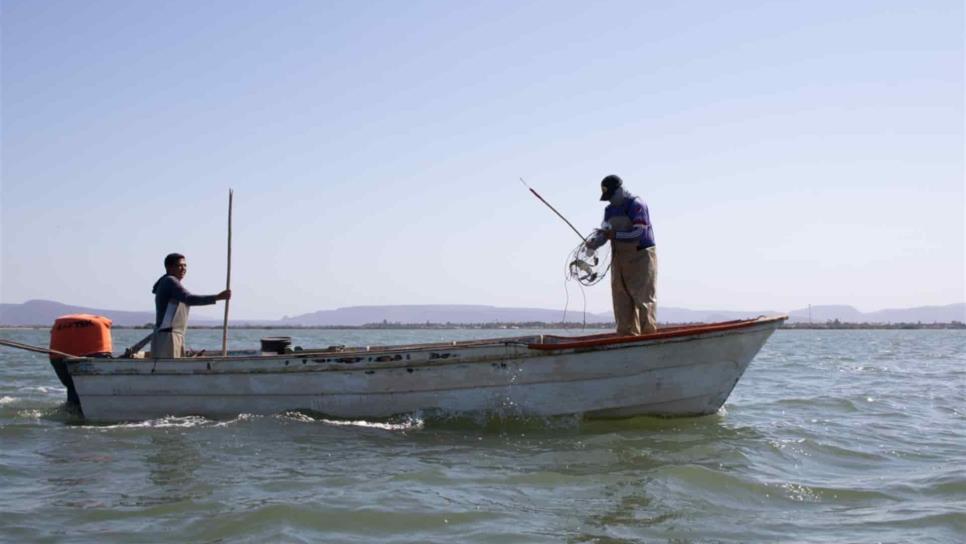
[91,415,215,429]
[275,409,729,433]
[19,385,67,395]
[278,410,425,431]
[78,413,259,430]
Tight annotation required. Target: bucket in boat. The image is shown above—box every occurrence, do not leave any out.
[260,336,292,355]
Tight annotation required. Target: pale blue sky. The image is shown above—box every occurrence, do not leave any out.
[2,0,963,319]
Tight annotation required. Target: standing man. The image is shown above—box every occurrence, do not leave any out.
[585,175,657,335]
[151,253,231,358]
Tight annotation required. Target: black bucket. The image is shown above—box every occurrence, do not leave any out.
[260,336,292,354]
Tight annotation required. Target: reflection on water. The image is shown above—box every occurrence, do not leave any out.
[142,432,207,506]
[578,476,683,543]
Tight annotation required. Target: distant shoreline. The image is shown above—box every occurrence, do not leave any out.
[3,321,963,331]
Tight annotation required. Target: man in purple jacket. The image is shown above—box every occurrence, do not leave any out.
[585,175,658,335]
[151,253,231,358]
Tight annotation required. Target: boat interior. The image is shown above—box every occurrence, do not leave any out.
[164,316,782,359]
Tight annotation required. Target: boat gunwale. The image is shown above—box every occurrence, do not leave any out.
[155,314,786,359]
[529,315,787,351]
[67,316,786,376]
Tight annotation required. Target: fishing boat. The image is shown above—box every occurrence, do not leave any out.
[23,314,786,422]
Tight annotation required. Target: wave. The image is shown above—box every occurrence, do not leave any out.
[83,414,258,430]
[18,385,67,395]
[92,415,214,429]
[656,464,900,506]
[278,410,424,431]
[769,396,862,412]
[16,409,44,420]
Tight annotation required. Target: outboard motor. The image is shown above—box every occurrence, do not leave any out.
[49,314,113,406]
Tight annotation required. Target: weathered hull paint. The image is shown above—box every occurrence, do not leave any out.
[67,316,785,422]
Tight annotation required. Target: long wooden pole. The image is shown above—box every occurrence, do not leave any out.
[221,189,233,356]
[519,178,587,243]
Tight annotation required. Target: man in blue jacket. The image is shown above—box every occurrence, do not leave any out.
[151,253,231,358]
[585,175,657,335]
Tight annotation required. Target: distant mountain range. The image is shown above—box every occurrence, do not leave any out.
[785,304,966,324]
[1,299,963,327]
[277,305,799,326]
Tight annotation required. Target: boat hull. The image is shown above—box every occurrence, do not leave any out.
[67,317,785,422]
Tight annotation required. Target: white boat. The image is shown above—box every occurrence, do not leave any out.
[55,315,786,422]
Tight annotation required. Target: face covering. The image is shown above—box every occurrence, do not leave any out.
[608,187,628,206]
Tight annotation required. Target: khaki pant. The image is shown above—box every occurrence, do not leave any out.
[610,244,657,336]
[151,330,185,358]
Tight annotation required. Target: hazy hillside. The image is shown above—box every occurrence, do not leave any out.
[277,305,788,326]
[0,300,222,327]
[786,303,965,324]
[0,300,156,327]
[278,305,612,326]
[1,299,962,327]
[864,304,966,323]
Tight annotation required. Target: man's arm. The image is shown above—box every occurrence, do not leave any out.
[585,229,608,250]
[167,278,230,306]
[614,225,644,242]
[614,199,647,242]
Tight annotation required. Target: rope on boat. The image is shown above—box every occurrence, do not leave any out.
[0,338,86,360]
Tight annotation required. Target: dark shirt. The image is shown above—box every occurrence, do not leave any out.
[152,275,218,330]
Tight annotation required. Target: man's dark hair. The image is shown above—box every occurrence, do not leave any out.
[164,253,185,268]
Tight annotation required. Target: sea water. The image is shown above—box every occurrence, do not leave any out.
[0,328,963,543]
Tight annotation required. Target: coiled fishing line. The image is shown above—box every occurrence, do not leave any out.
[561,240,610,327]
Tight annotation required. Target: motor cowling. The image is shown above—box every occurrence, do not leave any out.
[50,314,113,358]
[49,314,113,406]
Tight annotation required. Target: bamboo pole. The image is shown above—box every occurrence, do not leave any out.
[221,189,233,356]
